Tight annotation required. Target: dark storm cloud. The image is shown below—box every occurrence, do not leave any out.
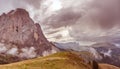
[43,8,81,28]
[22,0,41,8]
[44,0,120,30]
[42,0,120,42]
[0,0,42,15]
[88,0,120,29]
[1,0,43,22]
[13,0,42,9]
[0,0,14,14]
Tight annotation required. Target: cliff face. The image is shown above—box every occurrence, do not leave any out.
[0,8,59,59]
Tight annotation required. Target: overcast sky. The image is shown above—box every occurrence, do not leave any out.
[0,0,120,45]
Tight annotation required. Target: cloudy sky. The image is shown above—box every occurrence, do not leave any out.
[0,0,120,45]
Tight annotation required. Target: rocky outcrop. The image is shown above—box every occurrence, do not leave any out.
[0,8,59,60]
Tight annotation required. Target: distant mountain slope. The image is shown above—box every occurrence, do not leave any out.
[91,42,120,67]
[54,42,120,67]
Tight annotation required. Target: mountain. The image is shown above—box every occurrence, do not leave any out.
[92,42,117,49]
[91,42,120,67]
[0,52,119,69]
[0,8,60,63]
[54,42,80,50]
[54,42,120,67]
[54,42,102,60]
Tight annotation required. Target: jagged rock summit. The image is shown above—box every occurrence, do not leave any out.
[0,8,59,59]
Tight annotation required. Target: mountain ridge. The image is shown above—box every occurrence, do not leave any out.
[0,8,59,63]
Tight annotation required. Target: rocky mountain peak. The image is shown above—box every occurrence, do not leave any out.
[0,8,59,59]
[8,8,29,16]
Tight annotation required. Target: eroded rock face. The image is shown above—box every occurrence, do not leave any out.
[0,8,59,60]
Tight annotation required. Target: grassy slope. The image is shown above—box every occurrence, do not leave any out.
[99,64,120,69]
[0,52,92,69]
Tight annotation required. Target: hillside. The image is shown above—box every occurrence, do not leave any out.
[99,64,120,69]
[0,52,93,69]
[0,51,119,69]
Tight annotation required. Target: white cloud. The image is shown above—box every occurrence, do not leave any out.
[42,50,50,57]
[19,47,37,58]
[6,47,18,55]
[102,49,112,57]
[0,43,7,53]
[42,49,57,57]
